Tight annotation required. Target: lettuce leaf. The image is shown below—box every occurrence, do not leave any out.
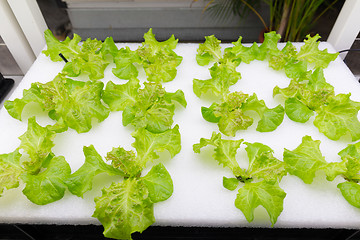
[0,150,23,195]
[93,178,155,240]
[21,156,71,205]
[141,163,173,203]
[283,136,327,184]
[337,182,360,208]
[118,82,186,133]
[66,145,123,197]
[223,177,239,191]
[196,35,222,66]
[18,117,56,174]
[235,180,286,226]
[43,30,110,80]
[244,142,286,182]
[132,125,181,169]
[224,37,260,64]
[274,68,334,123]
[193,132,244,176]
[202,92,284,136]
[297,34,339,69]
[93,162,173,239]
[6,74,110,133]
[102,78,140,111]
[106,147,142,178]
[136,28,182,82]
[314,93,360,141]
[112,47,140,80]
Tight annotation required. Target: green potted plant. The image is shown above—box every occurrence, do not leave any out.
[196,0,340,42]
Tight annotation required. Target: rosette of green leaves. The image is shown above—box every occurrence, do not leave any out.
[193,35,241,101]
[43,29,118,80]
[135,28,182,82]
[5,74,110,133]
[193,132,287,226]
[90,126,181,239]
[274,68,360,141]
[201,91,284,136]
[103,78,186,133]
[0,117,71,205]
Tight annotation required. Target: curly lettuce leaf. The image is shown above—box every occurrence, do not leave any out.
[132,125,181,169]
[235,181,286,226]
[193,61,241,100]
[274,68,335,123]
[268,42,297,71]
[283,136,327,184]
[0,150,24,195]
[193,132,244,176]
[102,78,140,111]
[112,47,140,80]
[297,34,339,69]
[141,163,173,203]
[203,92,284,136]
[257,31,281,61]
[4,84,43,121]
[244,142,286,182]
[314,93,360,141]
[224,36,260,64]
[43,75,110,133]
[66,145,123,197]
[338,143,360,182]
[93,178,154,240]
[196,35,222,66]
[43,30,110,80]
[18,117,56,174]
[5,74,110,133]
[122,82,186,133]
[21,156,71,205]
[106,147,142,178]
[136,28,182,82]
[100,36,119,60]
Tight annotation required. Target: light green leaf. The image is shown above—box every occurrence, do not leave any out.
[112,47,140,80]
[100,36,119,59]
[19,117,56,174]
[256,104,284,132]
[141,163,173,203]
[93,178,154,240]
[106,147,142,178]
[196,35,222,65]
[132,125,181,168]
[66,145,123,197]
[297,34,339,69]
[314,93,360,141]
[322,161,347,181]
[41,75,110,133]
[338,182,360,208]
[235,181,286,226]
[201,105,221,123]
[283,135,326,184]
[224,37,259,64]
[244,142,286,182]
[122,82,184,133]
[285,97,313,123]
[193,132,244,176]
[0,150,24,195]
[21,156,71,205]
[338,143,360,182]
[223,177,239,191]
[136,28,182,82]
[102,78,140,111]
[193,62,241,100]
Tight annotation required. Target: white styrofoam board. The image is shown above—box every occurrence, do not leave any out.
[0,42,360,229]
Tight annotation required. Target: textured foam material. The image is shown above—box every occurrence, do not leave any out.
[0,42,360,228]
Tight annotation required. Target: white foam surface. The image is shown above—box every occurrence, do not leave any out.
[0,42,360,228]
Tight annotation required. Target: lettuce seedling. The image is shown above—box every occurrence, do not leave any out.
[194,132,286,226]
